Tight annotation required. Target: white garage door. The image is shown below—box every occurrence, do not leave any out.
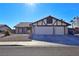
[34,26,53,35]
[55,26,64,35]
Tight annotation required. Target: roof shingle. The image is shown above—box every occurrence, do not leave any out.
[15,22,32,27]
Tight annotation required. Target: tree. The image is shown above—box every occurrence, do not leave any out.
[70,20,74,28]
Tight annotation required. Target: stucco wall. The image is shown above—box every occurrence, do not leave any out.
[15,27,27,34]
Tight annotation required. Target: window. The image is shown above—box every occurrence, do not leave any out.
[47,17,52,24]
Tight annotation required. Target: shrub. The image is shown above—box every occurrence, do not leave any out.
[4,31,10,36]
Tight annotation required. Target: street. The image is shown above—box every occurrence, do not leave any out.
[0,46,79,56]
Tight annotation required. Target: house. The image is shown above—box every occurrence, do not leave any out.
[31,16,70,35]
[71,16,79,34]
[14,22,31,34]
[0,24,12,34]
[72,16,79,28]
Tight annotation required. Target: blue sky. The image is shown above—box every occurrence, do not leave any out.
[0,3,79,28]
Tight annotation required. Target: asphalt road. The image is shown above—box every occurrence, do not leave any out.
[0,46,79,56]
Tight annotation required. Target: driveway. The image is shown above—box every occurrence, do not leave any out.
[32,35,79,46]
[0,34,31,41]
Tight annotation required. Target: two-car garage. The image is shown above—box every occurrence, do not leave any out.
[33,26,67,35]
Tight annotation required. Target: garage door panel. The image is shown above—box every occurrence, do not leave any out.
[55,26,64,35]
[35,26,53,35]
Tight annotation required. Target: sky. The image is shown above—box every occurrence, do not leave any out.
[0,3,79,28]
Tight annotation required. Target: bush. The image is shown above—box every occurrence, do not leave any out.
[4,31,10,36]
[26,27,32,30]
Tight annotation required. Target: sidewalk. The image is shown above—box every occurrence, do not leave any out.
[0,40,76,47]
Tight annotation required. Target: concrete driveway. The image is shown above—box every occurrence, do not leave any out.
[32,35,79,46]
[0,34,31,41]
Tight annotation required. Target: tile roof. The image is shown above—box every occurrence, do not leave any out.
[15,22,32,27]
[0,24,9,28]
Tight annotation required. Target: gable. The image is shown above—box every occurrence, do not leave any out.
[32,16,70,26]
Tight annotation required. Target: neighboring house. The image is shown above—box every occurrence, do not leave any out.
[14,22,31,34]
[72,16,79,28]
[31,16,70,35]
[0,24,11,31]
[71,16,79,34]
[0,24,12,34]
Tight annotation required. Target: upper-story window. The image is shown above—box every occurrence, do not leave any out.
[47,17,52,24]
